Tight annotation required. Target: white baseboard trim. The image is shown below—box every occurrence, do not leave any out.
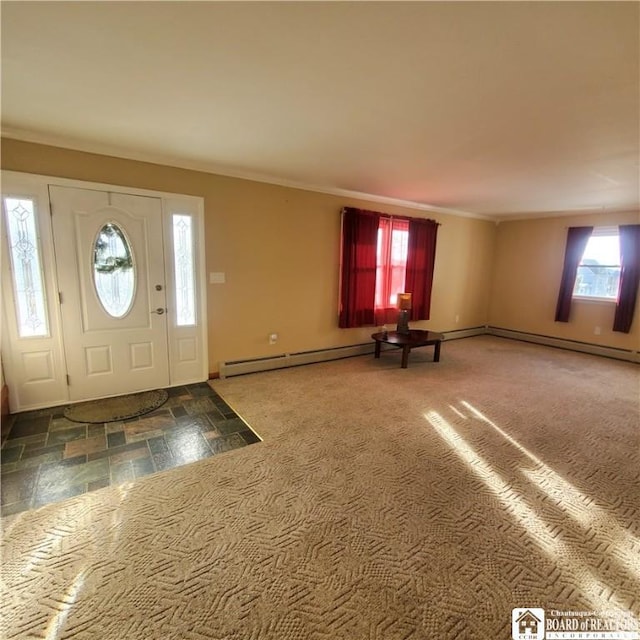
[219,343,376,378]
[442,326,487,341]
[218,325,638,378]
[487,326,639,363]
[218,327,487,378]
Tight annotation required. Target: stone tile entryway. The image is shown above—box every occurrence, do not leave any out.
[0,383,261,517]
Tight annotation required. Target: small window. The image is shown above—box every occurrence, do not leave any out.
[573,228,621,300]
[93,222,136,318]
[3,197,49,337]
[172,214,196,326]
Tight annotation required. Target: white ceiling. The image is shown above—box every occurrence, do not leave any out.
[1,1,638,219]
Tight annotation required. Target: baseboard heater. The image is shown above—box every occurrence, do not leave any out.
[442,326,486,341]
[219,343,377,378]
[487,326,639,363]
[218,329,488,378]
[218,325,637,378]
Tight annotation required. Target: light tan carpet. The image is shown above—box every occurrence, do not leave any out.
[2,336,639,639]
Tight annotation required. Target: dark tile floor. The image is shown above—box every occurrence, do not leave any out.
[0,382,261,517]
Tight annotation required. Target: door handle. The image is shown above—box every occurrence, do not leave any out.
[151,307,166,315]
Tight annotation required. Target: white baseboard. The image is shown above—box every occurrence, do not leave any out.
[219,343,376,378]
[442,326,487,341]
[487,326,639,363]
[218,325,638,378]
[218,328,488,378]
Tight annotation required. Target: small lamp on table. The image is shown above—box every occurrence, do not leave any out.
[396,293,412,334]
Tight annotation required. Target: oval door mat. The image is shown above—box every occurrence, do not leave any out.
[64,389,169,424]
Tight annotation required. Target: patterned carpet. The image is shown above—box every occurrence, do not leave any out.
[1,336,639,639]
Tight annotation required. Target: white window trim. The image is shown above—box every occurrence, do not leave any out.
[572,225,621,302]
[572,295,617,304]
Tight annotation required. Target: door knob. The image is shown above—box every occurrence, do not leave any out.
[151,307,166,315]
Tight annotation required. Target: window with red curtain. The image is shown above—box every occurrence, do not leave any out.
[339,208,438,328]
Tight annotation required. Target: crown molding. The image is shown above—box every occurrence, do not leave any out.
[493,207,640,223]
[1,126,495,222]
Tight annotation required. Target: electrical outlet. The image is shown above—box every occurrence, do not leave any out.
[455,314,460,323]
[594,326,601,335]
[269,333,278,344]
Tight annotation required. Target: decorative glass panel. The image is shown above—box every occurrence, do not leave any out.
[93,223,135,318]
[3,197,49,337]
[172,214,196,326]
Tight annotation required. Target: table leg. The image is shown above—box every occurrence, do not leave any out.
[401,346,410,368]
[374,341,381,359]
[434,340,441,362]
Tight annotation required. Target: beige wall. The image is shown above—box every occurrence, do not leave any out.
[489,212,640,351]
[1,138,496,374]
[3,138,637,374]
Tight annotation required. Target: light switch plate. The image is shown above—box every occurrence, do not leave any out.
[209,272,226,284]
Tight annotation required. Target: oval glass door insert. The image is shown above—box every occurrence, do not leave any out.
[93,222,136,318]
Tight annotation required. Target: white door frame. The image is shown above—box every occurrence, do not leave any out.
[1,170,208,412]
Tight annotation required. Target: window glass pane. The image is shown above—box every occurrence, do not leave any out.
[573,233,621,299]
[172,214,196,326]
[375,218,408,309]
[389,224,408,306]
[581,235,620,266]
[93,223,135,318]
[375,219,390,308]
[3,197,49,337]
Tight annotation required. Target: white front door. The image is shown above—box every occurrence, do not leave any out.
[50,186,170,401]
